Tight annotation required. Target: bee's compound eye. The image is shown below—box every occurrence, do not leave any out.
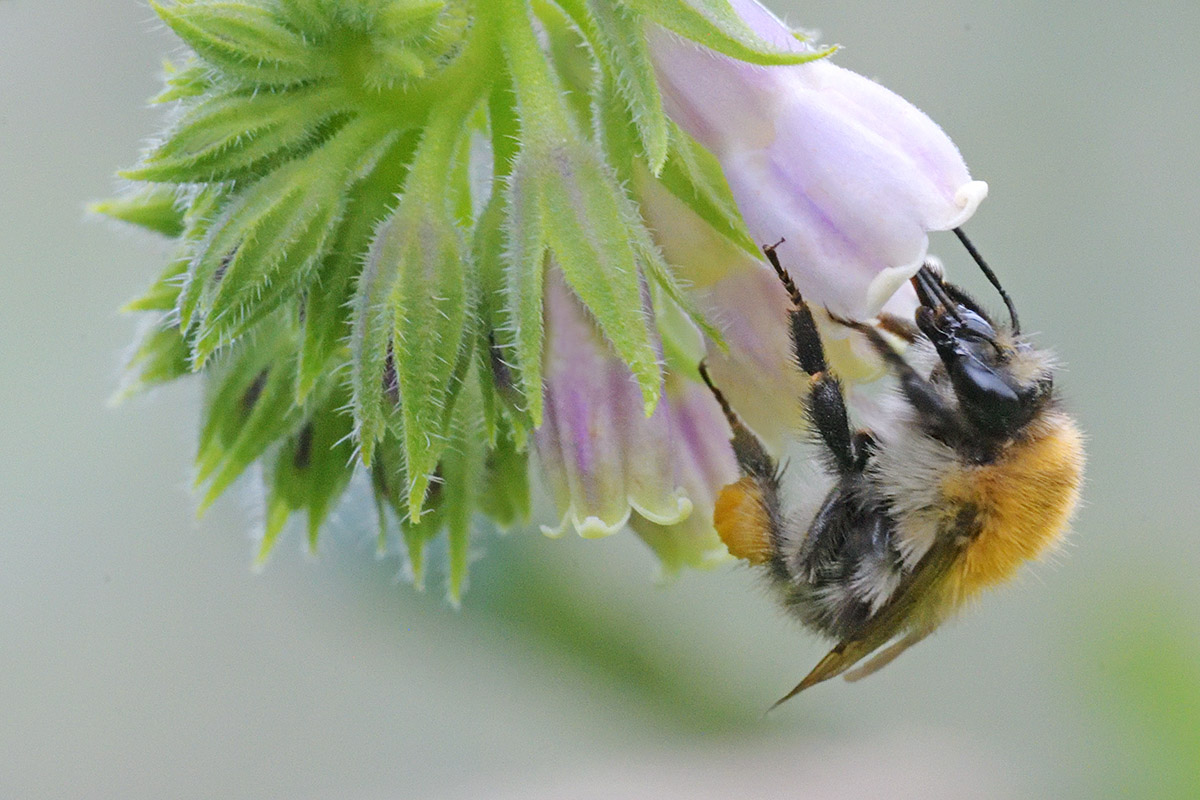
[950,357,1030,434]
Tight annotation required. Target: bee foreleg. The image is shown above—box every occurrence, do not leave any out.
[763,242,861,474]
[829,311,962,440]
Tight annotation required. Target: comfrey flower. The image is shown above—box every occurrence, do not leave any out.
[101,0,983,599]
[648,0,988,321]
[534,268,735,571]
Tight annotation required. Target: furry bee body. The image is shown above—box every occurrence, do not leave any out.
[704,236,1084,702]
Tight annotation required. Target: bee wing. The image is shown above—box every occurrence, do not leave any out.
[770,535,961,709]
[842,628,933,683]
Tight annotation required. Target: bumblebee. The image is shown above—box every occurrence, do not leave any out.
[701,230,1084,706]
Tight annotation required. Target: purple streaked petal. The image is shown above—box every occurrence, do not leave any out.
[535,269,692,540]
[648,0,986,318]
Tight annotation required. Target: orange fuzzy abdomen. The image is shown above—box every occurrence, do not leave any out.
[940,414,1085,607]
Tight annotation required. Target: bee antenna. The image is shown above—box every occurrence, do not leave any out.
[953,227,1021,335]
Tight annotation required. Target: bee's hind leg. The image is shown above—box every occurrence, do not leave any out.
[698,362,785,569]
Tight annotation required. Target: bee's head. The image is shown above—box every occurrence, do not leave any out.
[911,265,1052,438]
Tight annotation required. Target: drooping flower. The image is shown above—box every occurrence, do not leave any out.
[534,267,734,569]
[647,0,988,321]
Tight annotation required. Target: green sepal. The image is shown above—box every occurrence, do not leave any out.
[90,185,185,237]
[618,0,835,66]
[657,121,758,256]
[472,190,533,439]
[472,193,506,442]
[530,0,596,131]
[122,85,352,184]
[439,375,487,605]
[505,140,662,421]
[150,1,333,87]
[365,3,470,91]
[501,0,663,419]
[593,66,640,185]
[121,186,227,313]
[588,1,668,173]
[652,279,708,383]
[181,118,390,365]
[370,432,443,592]
[194,317,305,512]
[477,412,530,529]
[377,0,448,35]
[152,58,215,104]
[275,0,335,34]
[398,501,443,592]
[349,114,473,519]
[258,385,356,562]
[500,164,548,425]
[297,129,420,402]
[113,318,193,401]
[634,224,725,349]
[123,256,189,314]
[354,206,469,514]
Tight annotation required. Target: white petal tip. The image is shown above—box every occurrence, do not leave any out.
[576,514,628,539]
[631,492,694,527]
[865,261,923,316]
[539,522,568,540]
[946,180,988,228]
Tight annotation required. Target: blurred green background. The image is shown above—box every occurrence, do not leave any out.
[3,2,1198,797]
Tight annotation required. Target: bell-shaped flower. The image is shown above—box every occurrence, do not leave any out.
[634,169,885,455]
[628,373,739,575]
[647,0,988,321]
[533,268,733,568]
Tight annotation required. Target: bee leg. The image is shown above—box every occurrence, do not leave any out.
[828,311,962,440]
[699,362,784,568]
[762,242,859,474]
[698,361,774,483]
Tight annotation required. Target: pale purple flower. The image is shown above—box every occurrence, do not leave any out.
[532,0,988,565]
[648,0,987,320]
[534,269,734,564]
